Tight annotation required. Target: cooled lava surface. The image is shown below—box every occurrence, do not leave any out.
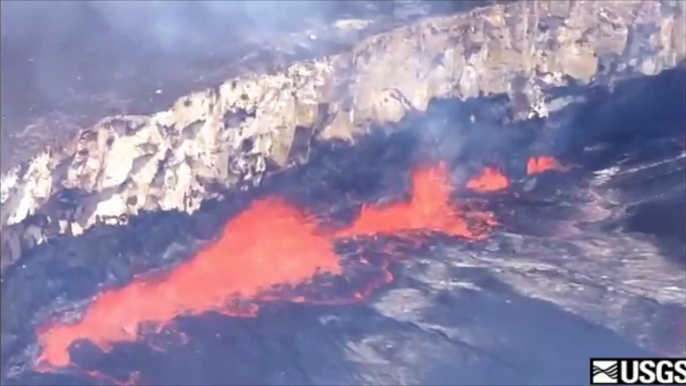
[1,69,684,385]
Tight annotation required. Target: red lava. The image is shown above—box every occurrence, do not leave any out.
[337,163,495,239]
[465,167,510,193]
[35,163,496,374]
[527,156,569,175]
[37,198,342,369]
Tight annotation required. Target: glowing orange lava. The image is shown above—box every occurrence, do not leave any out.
[465,167,510,193]
[337,163,495,239]
[37,198,342,369]
[35,164,496,372]
[527,156,569,175]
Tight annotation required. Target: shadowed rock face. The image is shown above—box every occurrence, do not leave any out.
[1,1,685,275]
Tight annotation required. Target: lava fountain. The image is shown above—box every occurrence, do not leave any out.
[465,167,510,193]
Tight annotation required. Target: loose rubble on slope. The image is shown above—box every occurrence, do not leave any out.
[1,0,685,273]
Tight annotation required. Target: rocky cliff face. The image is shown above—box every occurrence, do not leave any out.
[1,0,685,273]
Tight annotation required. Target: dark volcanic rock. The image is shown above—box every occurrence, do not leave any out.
[1,4,685,381]
[1,70,684,384]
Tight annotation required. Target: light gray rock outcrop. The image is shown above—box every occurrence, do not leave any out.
[1,0,685,273]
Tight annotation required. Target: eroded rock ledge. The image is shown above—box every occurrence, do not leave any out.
[1,0,684,272]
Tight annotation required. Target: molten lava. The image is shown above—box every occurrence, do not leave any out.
[337,164,495,238]
[37,199,341,368]
[527,156,569,175]
[35,163,497,373]
[465,167,510,193]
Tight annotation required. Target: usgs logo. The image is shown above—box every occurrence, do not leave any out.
[591,358,686,385]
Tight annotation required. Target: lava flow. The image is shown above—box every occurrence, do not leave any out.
[465,167,510,193]
[35,163,497,373]
[36,198,342,369]
[527,156,569,175]
[337,163,496,238]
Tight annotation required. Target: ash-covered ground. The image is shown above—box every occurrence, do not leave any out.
[1,68,684,385]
